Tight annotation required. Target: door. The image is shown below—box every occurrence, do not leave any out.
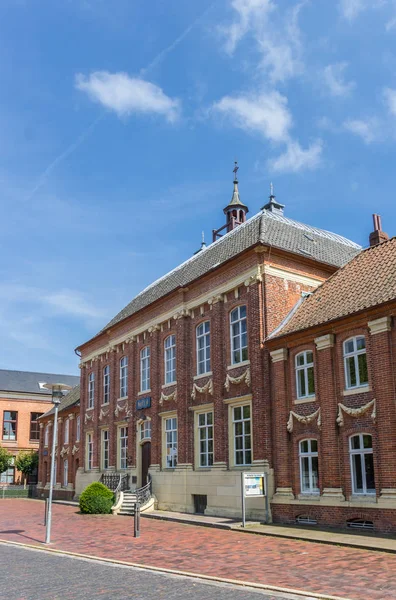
[141,442,151,486]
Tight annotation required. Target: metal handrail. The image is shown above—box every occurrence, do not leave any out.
[135,474,152,507]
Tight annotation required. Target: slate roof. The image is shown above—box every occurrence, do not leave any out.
[40,384,80,418]
[0,369,79,395]
[271,237,396,338]
[91,209,361,337]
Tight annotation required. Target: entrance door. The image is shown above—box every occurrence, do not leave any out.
[141,442,151,486]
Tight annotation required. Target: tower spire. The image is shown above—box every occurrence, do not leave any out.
[261,181,285,215]
[212,162,249,242]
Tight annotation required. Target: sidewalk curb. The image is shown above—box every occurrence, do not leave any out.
[0,538,350,600]
[142,513,396,555]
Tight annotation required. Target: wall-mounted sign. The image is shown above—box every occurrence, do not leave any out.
[136,397,151,410]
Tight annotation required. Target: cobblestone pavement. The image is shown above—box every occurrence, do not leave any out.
[0,545,309,600]
[1,500,396,599]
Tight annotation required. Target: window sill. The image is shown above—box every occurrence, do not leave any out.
[194,372,212,381]
[162,382,177,389]
[294,396,316,404]
[298,493,320,499]
[350,494,376,503]
[101,402,110,407]
[86,407,94,411]
[343,385,370,396]
[138,389,151,396]
[227,360,250,371]
[229,465,253,470]
[117,396,128,402]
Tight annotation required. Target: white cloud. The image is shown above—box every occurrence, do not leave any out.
[383,87,396,116]
[75,71,180,122]
[339,0,388,20]
[343,118,380,143]
[268,140,323,173]
[43,289,105,319]
[323,62,355,97]
[212,90,292,142]
[220,0,304,83]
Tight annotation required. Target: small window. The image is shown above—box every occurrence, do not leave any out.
[120,356,128,398]
[140,420,151,441]
[30,412,43,441]
[140,347,151,392]
[344,336,368,389]
[3,411,17,441]
[230,306,248,364]
[349,433,375,494]
[63,459,68,487]
[295,351,315,399]
[196,321,211,375]
[165,417,177,468]
[164,335,176,384]
[119,426,128,469]
[299,439,319,494]
[296,515,318,525]
[103,365,110,404]
[346,518,374,530]
[76,415,80,442]
[102,429,109,470]
[64,418,69,444]
[198,411,214,467]
[233,404,251,465]
[88,373,95,409]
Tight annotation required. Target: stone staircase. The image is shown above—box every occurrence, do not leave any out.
[119,492,138,516]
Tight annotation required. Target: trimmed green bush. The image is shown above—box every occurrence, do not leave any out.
[79,482,114,514]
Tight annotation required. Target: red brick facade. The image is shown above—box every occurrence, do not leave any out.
[268,306,396,533]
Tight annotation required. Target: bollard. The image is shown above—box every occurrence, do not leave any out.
[44,498,49,526]
[134,502,141,538]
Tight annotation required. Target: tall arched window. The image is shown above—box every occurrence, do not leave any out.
[230,306,248,364]
[64,418,69,444]
[295,351,315,399]
[120,356,128,397]
[350,434,375,495]
[344,336,368,389]
[140,347,151,392]
[88,372,95,409]
[164,335,176,384]
[63,459,68,488]
[44,424,49,447]
[299,439,319,494]
[103,365,110,404]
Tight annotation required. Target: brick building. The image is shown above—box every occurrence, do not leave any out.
[75,178,361,519]
[37,385,81,500]
[0,370,78,484]
[267,222,396,533]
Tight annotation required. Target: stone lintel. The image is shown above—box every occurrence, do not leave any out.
[270,348,288,363]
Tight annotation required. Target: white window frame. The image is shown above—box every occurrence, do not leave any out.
[197,410,214,468]
[76,415,80,442]
[86,432,93,471]
[120,356,128,398]
[88,372,95,409]
[101,429,109,470]
[163,414,177,468]
[344,336,368,390]
[164,335,176,385]
[349,433,375,495]
[295,351,315,399]
[230,306,248,365]
[103,365,110,404]
[64,418,69,445]
[44,424,49,447]
[140,347,151,392]
[196,321,211,376]
[119,426,128,470]
[140,420,151,441]
[230,401,252,467]
[299,439,319,494]
[63,459,68,487]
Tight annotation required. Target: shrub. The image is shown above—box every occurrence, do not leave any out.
[79,482,114,514]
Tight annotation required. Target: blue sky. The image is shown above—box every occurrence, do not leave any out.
[1,0,396,375]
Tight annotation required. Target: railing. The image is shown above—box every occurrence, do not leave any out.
[101,473,130,492]
[136,474,152,507]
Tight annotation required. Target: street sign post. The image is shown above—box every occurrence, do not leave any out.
[241,472,268,527]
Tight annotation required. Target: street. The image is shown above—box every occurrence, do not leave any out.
[0,544,311,600]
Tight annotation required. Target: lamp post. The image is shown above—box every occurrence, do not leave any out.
[42,382,72,544]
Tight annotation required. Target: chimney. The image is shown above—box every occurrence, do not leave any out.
[369,214,389,247]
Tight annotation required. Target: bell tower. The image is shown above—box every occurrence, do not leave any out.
[213,162,249,242]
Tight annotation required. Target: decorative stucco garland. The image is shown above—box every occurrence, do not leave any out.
[336,399,376,427]
[191,379,214,400]
[224,367,251,392]
[99,408,109,421]
[287,408,321,433]
[159,389,177,405]
[71,445,79,456]
[114,401,132,418]
[84,413,93,425]
[60,446,70,457]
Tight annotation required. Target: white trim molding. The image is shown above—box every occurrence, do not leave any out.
[368,316,391,335]
[315,334,334,351]
[270,348,288,363]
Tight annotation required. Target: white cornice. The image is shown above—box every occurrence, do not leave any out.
[0,392,52,402]
[264,265,323,288]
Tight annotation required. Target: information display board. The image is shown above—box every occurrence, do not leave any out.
[241,472,268,527]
